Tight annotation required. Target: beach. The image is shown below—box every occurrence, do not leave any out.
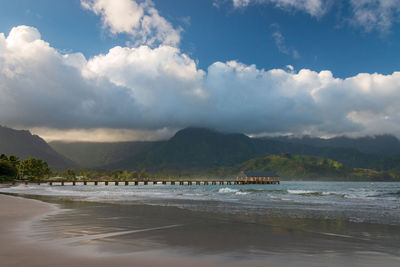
[0,193,231,267]
[1,182,400,266]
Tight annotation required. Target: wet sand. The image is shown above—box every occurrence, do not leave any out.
[1,193,400,266]
[0,194,222,267]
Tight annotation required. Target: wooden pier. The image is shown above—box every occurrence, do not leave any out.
[19,176,280,186]
[15,171,281,186]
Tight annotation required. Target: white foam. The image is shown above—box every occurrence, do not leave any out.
[218,188,238,194]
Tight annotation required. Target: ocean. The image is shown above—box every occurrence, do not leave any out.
[1,181,400,265]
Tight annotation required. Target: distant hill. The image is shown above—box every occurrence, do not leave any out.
[105,128,400,172]
[0,125,76,170]
[217,153,350,179]
[217,153,399,181]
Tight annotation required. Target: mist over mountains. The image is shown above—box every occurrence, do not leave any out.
[47,127,400,173]
[270,135,400,156]
[2,124,400,173]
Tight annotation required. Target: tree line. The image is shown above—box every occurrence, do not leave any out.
[61,169,150,181]
[0,153,153,182]
[0,154,50,181]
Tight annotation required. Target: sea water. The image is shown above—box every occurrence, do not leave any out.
[2,182,400,225]
[2,181,400,262]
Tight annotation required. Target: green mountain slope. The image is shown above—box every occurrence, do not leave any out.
[226,153,350,179]
[219,153,399,181]
[109,128,400,172]
[48,127,400,172]
[0,125,76,170]
[115,128,257,170]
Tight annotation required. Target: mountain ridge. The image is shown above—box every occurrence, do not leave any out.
[3,125,400,173]
[0,125,76,170]
[50,127,400,172]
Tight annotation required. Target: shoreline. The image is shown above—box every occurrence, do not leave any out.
[1,193,400,266]
[0,193,230,267]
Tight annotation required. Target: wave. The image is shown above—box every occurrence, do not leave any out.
[287,190,348,198]
[322,192,346,198]
[218,188,238,194]
[239,189,287,194]
[235,191,248,195]
[287,190,323,196]
[216,187,249,196]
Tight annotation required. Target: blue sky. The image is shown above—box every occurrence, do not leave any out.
[1,0,399,77]
[1,0,400,141]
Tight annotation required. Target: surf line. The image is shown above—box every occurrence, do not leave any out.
[53,224,183,245]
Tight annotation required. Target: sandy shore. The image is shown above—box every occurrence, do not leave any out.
[0,194,221,267]
[1,193,400,267]
[0,194,279,267]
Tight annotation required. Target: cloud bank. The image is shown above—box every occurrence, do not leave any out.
[2,24,400,141]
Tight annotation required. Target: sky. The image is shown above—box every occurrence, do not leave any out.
[1,0,400,142]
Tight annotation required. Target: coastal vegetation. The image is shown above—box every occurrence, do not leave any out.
[2,151,400,182]
[215,153,400,181]
[0,154,51,181]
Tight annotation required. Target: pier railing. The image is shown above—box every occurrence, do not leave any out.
[13,178,280,186]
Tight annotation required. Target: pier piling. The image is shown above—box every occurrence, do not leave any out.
[31,175,280,187]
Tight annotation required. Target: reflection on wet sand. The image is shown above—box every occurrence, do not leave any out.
[27,195,400,258]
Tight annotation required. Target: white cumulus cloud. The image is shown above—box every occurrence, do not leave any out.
[2,25,400,140]
[81,0,181,46]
